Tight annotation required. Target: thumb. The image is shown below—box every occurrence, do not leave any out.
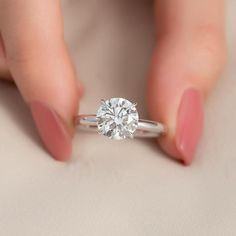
[148,0,226,165]
[148,38,225,165]
[0,0,81,161]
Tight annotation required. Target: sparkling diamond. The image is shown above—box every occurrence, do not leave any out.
[96,98,139,140]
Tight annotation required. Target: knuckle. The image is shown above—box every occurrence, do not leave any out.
[7,48,38,66]
[193,24,227,73]
[6,37,65,66]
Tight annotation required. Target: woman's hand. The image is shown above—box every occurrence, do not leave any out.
[0,0,83,161]
[0,0,226,164]
[148,0,226,164]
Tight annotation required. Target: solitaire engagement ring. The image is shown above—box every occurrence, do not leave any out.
[75,97,166,140]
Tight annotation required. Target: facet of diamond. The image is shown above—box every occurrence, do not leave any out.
[96,98,139,140]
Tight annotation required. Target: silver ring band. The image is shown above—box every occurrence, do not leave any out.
[75,114,165,138]
[75,98,166,140]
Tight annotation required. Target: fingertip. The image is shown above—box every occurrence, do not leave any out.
[158,88,204,165]
[175,88,204,165]
[30,101,72,161]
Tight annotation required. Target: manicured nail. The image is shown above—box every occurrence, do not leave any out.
[30,101,72,161]
[176,88,204,165]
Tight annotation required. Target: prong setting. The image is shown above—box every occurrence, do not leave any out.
[96,98,139,140]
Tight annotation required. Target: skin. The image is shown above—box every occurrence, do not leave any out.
[0,0,226,162]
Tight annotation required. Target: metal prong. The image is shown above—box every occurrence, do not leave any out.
[132,102,137,107]
[129,133,134,139]
[101,99,106,105]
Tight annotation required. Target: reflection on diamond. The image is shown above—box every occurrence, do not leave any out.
[96,98,139,140]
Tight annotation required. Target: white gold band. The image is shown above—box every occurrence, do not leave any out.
[75,114,165,138]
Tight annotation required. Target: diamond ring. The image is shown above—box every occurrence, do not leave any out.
[75,98,166,140]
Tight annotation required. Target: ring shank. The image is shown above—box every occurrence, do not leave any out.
[75,114,165,138]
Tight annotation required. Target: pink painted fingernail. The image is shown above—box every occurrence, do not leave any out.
[176,88,204,165]
[30,101,72,161]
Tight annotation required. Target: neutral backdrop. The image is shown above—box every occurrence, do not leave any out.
[0,0,235,235]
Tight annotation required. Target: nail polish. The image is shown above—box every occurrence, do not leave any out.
[176,88,204,165]
[30,101,72,161]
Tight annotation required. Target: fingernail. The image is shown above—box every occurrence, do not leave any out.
[176,88,204,165]
[30,101,72,161]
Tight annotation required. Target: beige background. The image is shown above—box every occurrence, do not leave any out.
[0,0,236,235]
